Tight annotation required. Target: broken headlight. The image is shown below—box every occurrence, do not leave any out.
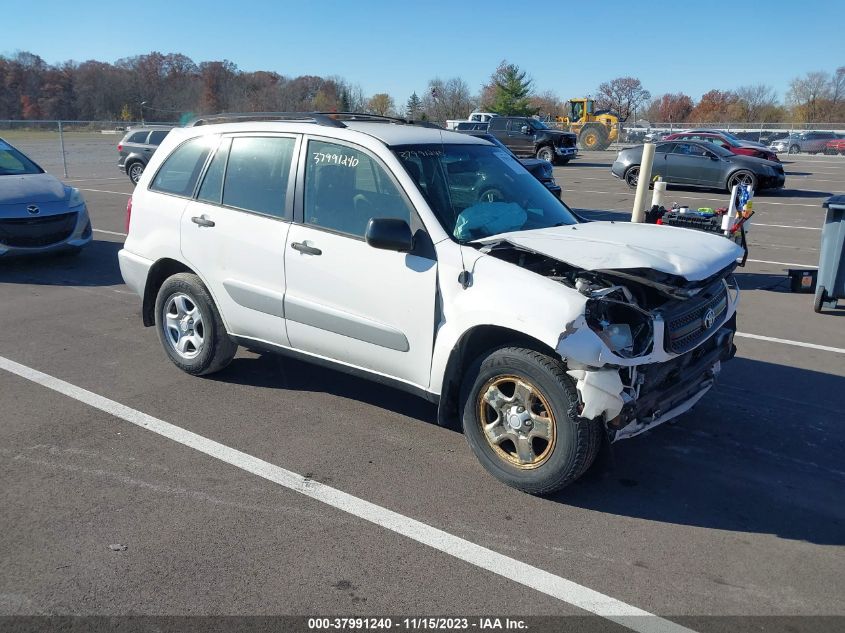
[585,299,653,358]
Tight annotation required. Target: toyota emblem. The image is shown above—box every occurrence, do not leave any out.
[703,308,716,330]
[26,204,40,215]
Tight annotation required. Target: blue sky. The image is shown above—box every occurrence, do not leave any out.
[5,0,845,109]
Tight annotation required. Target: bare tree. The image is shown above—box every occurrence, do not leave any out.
[422,77,476,121]
[787,71,832,122]
[733,84,779,121]
[594,77,650,120]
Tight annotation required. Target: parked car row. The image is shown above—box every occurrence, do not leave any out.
[769,131,844,155]
[117,125,173,183]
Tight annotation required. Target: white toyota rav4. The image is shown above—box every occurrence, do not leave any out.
[119,113,742,494]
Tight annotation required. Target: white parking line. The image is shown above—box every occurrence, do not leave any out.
[735,333,845,355]
[79,188,132,196]
[93,229,127,237]
[752,223,821,230]
[745,258,818,268]
[0,353,696,633]
[66,176,126,182]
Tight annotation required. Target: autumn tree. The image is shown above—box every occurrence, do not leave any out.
[733,84,780,122]
[529,91,563,119]
[594,77,650,120]
[688,90,739,123]
[483,61,534,116]
[367,93,394,116]
[651,92,694,123]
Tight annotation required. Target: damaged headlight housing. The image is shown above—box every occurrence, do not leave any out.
[585,299,653,358]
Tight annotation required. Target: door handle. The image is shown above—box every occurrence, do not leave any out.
[291,241,322,256]
[191,215,215,228]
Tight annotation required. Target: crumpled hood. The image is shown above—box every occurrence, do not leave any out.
[0,173,68,204]
[480,221,743,281]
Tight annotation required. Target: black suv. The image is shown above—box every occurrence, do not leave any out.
[487,117,577,165]
[117,126,173,184]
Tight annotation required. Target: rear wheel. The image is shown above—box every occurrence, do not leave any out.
[536,146,555,163]
[460,346,601,495]
[726,170,757,193]
[155,273,237,376]
[127,162,144,184]
[789,144,800,154]
[624,165,640,189]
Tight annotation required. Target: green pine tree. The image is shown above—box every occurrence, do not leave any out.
[490,62,534,116]
[405,92,422,118]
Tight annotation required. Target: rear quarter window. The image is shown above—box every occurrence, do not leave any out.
[148,130,169,145]
[150,136,215,197]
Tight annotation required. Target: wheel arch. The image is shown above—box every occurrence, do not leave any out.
[142,258,196,326]
[435,324,557,429]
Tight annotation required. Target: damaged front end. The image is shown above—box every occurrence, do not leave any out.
[482,241,739,442]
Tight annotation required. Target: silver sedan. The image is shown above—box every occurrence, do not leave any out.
[0,138,92,257]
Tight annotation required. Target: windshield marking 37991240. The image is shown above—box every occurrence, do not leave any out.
[393,143,577,242]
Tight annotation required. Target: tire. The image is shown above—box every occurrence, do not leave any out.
[579,125,609,151]
[624,165,640,189]
[536,146,555,163]
[460,346,602,495]
[154,272,237,376]
[814,286,827,314]
[726,170,757,193]
[127,161,144,184]
[788,144,800,155]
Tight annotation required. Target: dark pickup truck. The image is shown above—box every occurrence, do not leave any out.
[487,117,577,165]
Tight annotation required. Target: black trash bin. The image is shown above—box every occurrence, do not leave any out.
[814,195,845,313]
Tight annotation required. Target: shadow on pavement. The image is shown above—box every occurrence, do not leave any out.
[0,240,124,287]
[213,353,439,425]
[558,356,845,545]
[217,347,843,544]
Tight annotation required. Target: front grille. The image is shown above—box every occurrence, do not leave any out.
[0,212,78,248]
[663,285,728,354]
[558,135,576,148]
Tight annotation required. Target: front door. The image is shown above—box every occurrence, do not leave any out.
[665,142,722,186]
[283,137,438,389]
[507,119,534,157]
[180,134,299,347]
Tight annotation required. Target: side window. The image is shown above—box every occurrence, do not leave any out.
[304,139,412,238]
[508,119,526,132]
[222,136,295,218]
[128,131,148,143]
[672,143,707,157]
[148,130,169,145]
[197,138,231,204]
[150,136,215,197]
[655,143,674,153]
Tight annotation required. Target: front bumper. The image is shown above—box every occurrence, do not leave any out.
[761,172,786,190]
[0,207,92,257]
[555,146,577,158]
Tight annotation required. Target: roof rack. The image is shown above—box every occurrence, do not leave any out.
[185,111,445,130]
[321,112,444,129]
[186,112,346,128]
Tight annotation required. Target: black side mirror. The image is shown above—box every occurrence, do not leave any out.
[365,218,414,252]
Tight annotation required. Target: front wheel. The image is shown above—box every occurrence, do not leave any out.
[789,144,800,154]
[154,273,237,376]
[726,170,757,193]
[536,146,555,163]
[460,347,601,495]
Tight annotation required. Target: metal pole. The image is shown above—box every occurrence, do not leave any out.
[632,143,655,223]
[58,120,68,178]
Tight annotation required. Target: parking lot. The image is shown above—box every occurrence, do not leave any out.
[1,135,843,632]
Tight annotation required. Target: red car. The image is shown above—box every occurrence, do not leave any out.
[823,139,845,155]
[663,132,781,162]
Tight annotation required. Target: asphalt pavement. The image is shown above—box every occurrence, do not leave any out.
[1,139,843,633]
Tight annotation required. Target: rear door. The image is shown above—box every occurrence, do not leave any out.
[506,119,534,156]
[180,134,299,347]
[283,137,438,388]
